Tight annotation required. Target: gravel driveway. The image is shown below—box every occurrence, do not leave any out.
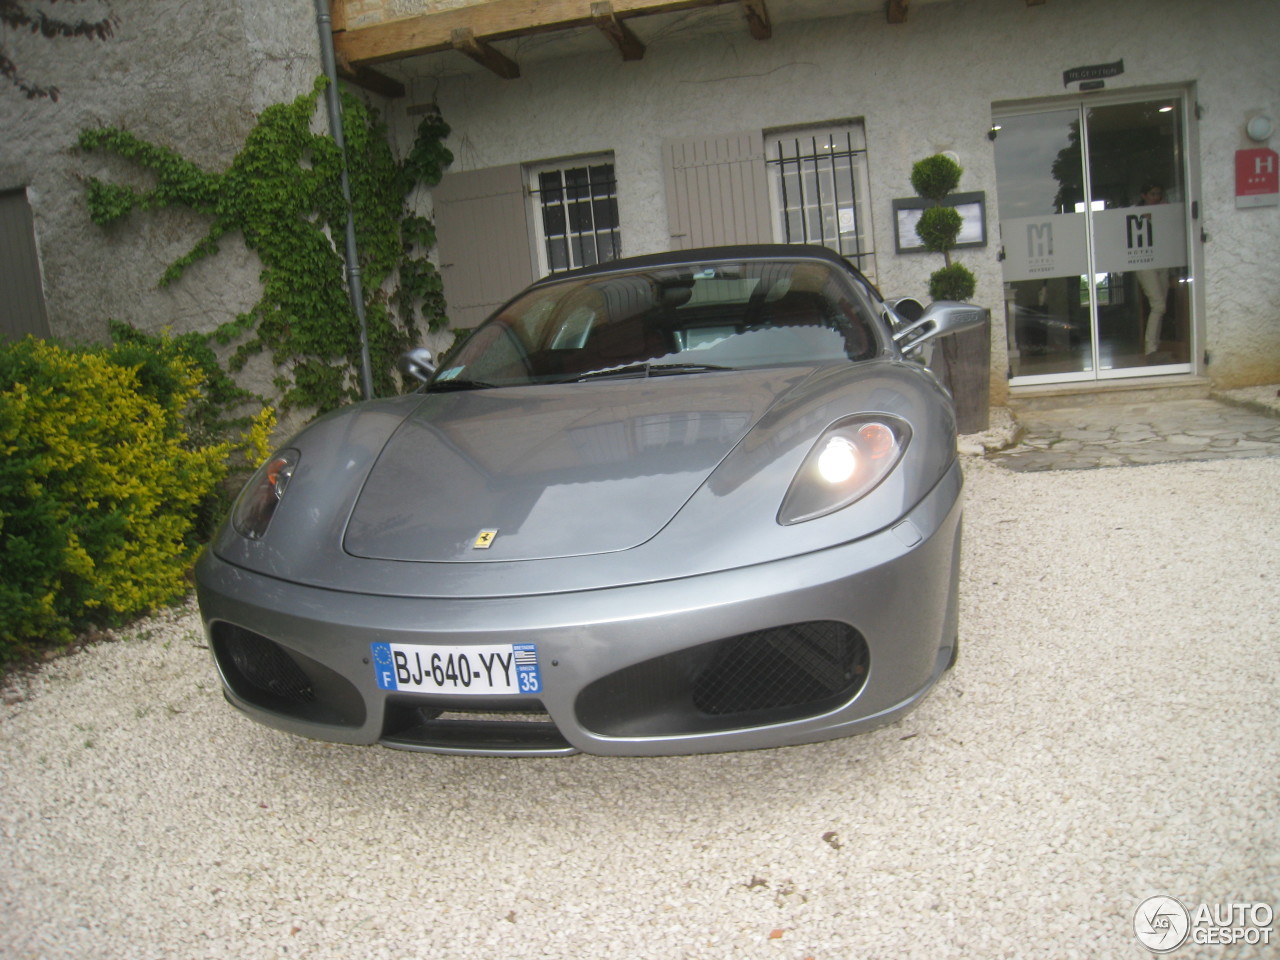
[3,455,1277,959]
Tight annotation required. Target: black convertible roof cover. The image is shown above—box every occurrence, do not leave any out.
[530,243,877,293]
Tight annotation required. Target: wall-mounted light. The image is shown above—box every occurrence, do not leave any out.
[987,124,1001,141]
[1246,115,1274,142]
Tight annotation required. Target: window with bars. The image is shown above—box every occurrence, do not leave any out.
[528,157,621,276]
[766,124,875,280]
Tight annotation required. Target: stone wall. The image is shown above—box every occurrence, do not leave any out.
[0,0,322,402]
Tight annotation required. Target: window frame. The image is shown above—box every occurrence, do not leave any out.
[526,155,622,277]
[764,122,876,282]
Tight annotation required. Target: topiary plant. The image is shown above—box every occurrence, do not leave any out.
[910,154,962,203]
[928,262,978,302]
[910,154,976,301]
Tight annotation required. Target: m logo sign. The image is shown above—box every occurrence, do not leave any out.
[1026,222,1054,258]
[1000,212,1087,282]
[1127,213,1154,249]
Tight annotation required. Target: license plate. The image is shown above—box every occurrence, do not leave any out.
[371,642,541,695]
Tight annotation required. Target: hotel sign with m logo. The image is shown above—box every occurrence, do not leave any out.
[1026,222,1054,258]
[1094,203,1187,272]
[1000,213,1087,283]
[1126,212,1154,249]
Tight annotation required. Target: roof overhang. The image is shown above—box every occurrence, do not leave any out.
[329,0,990,93]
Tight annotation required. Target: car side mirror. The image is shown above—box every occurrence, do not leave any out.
[398,347,436,384]
[892,301,987,354]
[884,296,926,327]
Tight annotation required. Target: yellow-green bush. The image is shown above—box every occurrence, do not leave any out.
[0,335,253,664]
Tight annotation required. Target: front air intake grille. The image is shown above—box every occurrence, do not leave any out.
[222,629,314,703]
[575,621,869,738]
[381,702,576,756]
[692,621,867,715]
[210,623,365,727]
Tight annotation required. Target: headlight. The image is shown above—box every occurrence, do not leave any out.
[777,417,909,525]
[232,449,299,539]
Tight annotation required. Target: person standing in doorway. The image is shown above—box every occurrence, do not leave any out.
[1134,181,1169,356]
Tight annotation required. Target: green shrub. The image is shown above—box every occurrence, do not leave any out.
[910,154,963,203]
[914,205,964,255]
[0,334,263,666]
[929,263,978,302]
[102,320,271,537]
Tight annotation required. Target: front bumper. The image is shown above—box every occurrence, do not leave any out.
[195,462,962,757]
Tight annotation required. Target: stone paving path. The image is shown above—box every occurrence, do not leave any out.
[988,396,1280,472]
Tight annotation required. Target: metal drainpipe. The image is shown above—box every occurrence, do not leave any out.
[314,0,375,401]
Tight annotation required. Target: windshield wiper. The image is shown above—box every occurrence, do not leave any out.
[566,361,731,383]
[646,362,731,376]
[425,378,497,392]
[565,363,650,382]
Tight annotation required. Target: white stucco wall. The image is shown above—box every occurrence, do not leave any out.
[0,0,321,358]
[402,0,1279,394]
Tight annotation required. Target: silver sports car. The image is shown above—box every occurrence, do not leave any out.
[195,244,985,756]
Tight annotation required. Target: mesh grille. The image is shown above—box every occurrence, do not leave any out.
[381,701,574,754]
[223,631,315,704]
[692,622,867,716]
[575,621,869,738]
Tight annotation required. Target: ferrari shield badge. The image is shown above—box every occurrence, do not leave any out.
[473,529,498,549]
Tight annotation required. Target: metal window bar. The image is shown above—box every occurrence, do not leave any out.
[768,132,871,270]
[531,163,621,274]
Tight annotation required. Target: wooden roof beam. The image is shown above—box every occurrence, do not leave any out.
[592,2,646,60]
[451,27,521,79]
[329,3,406,98]
[334,0,731,67]
[333,54,407,98]
[741,0,771,40]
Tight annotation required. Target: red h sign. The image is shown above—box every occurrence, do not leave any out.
[1236,148,1279,207]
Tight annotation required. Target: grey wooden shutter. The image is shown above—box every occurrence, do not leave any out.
[0,188,52,342]
[662,131,773,249]
[432,165,535,330]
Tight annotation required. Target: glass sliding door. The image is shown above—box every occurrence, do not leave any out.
[994,93,1193,384]
[1084,99,1191,373]
[994,108,1093,379]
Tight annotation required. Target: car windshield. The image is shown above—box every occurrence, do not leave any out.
[431,258,883,389]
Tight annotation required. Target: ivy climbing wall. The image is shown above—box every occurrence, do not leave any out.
[78,82,452,413]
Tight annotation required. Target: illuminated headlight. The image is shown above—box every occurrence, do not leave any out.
[232,449,299,540]
[778,418,909,525]
[816,436,858,484]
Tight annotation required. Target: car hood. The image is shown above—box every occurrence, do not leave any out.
[342,370,810,562]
